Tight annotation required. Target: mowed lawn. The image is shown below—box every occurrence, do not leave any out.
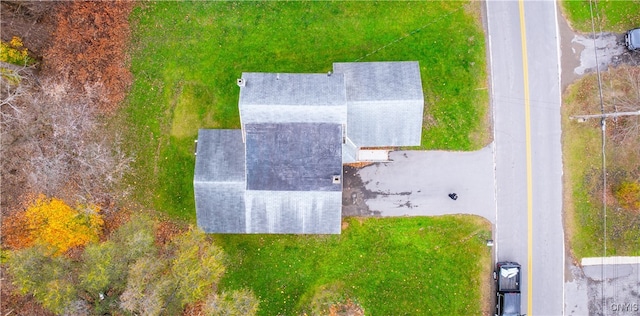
[215,216,492,315]
[561,0,640,33]
[115,1,488,219]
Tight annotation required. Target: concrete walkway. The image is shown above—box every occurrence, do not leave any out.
[342,144,496,223]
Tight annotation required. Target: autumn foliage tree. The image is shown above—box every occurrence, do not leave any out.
[25,195,103,255]
[204,289,260,316]
[7,245,76,314]
[1,208,33,250]
[2,195,103,254]
[120,229,228,315]
[5,215,257,315]
[79,215,157,311]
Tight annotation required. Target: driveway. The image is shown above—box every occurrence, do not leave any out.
[342,145,496,222]
[566,257,640,316]
[558,7,640,90]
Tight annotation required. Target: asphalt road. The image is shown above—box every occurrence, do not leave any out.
[486,0,564,315]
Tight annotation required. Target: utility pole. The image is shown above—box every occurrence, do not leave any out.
[570,110,640,122]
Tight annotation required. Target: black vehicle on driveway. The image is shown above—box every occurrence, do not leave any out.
[494,261,522,316]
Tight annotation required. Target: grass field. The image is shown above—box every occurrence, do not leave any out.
[215,216,492,315]
[562,67,640,260]
[561,0,640,33]
[113,1,489,219]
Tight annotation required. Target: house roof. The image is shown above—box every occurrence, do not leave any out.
[193,124,343,234]
[194,61,425,234]
[245,123,342,192]
[346,100,423,147]
[194,129,247,233]
[239,72,346,107]
[333,61,424,147]
[239,73,347,125]
[333,61,423,102]
[245,191,342,234]
[194,129,245,183]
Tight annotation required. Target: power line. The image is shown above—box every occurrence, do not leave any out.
[588,0,608,313]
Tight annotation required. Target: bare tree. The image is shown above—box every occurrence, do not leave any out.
[605,66,640,143]
[1,67,133,210]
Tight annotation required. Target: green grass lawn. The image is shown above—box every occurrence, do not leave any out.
[113,1,488,219]
[215,216,492,315]
[562,68,640,259]
[561,0,640,33]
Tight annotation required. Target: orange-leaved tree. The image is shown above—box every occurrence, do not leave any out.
[24,195,103,254]
[1,210,34,250]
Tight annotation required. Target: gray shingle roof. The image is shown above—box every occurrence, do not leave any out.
[239,73,347,124]
[334,61,424,147]
[342,137,357,163]
[333,61,423,102]
[346,99,423,147]
[245,123,343,192]
[193,125,343,234]
[245,191,342,234]
[194,129,247,233]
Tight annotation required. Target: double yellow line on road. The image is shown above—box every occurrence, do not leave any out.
[517,0,534,315]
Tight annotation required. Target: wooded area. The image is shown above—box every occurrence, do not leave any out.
[1,2,259,315]
[1,1,133,213]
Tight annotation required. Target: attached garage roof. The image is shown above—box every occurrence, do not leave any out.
[333,61,424,147]
[333,61,423,102]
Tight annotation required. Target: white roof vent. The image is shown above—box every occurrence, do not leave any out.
[332,175,341,184]
[237,78,245,87]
